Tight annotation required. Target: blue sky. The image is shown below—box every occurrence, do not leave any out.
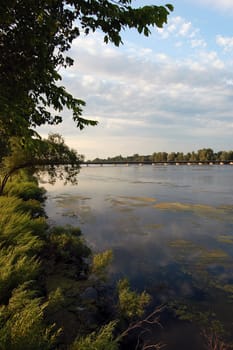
[38,0,233,159]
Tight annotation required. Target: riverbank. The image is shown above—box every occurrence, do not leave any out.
[0,170,162,349]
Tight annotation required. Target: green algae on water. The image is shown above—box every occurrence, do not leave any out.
[154,201,233,222]
[107,195,156,209]
[217,235,233,244]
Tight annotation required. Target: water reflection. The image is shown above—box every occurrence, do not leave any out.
[43,165,233,347]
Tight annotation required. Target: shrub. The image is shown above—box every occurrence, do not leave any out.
[118,279,151,320]
[0,283,59,350]
[70,321,118,350]
[48,226,91,264]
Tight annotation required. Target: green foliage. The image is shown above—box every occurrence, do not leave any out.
[1,168,47,220]
[5,180,46,202]
[18,199,46,219]
[0,247,40,305]
[0,197,45,252]
[48,225,91,264]
[117,279,151,320]
[70,321,118,350]
[0,134,83,195]
[0,195,44,303]
[46,288,66,314]
[0,197,45,249]
[0,0,173,139]
[0,283,59,350]
[92,250,113,279]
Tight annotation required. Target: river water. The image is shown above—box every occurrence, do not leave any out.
[43,165,233,348]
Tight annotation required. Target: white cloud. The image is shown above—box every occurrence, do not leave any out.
[157,17,193,38]
[38,32,233,158]
[198,51,225,69]
[179,21,192,36]
[190,39,207,48]
[225,79,233,86]
[193,0,233,12]
[156,16,207,50]
[216,35,233,52]
[158,17,195,39]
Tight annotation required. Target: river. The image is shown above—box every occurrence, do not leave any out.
[43,164,233,349]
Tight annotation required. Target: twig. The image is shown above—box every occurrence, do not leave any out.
[143,342,166,350]
[202,330,229,350]
[118,305,166,350]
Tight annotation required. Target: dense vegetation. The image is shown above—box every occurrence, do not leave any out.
[92,148,233,163]
[0,134,84,195]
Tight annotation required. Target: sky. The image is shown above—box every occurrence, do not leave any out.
[38,0,233,160]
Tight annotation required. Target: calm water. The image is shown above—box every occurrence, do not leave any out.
[43,165,233,348]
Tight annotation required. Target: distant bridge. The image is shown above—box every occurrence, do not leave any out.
[81,160,233,166]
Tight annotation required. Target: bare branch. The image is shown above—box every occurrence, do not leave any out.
[118,305,166,350]
[202,330,230,350]
[143,342,166,350]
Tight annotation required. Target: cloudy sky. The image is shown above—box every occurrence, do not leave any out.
[38,0,233,159]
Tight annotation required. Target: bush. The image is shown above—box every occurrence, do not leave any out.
[118,279,151,320]
[70,321,118,350]
[48,225,91,264]
[0,283,59,350]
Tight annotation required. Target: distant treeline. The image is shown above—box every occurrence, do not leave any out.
[91,148,233,163]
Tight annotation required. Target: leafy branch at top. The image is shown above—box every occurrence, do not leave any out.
[0,0,173,140]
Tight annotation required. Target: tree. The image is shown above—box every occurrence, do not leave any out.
[190,151,198,162]
[219,151,229,162]
[227,150,233,161]
[167,152,176,162]
[0,134,83,195]
[176,152,184,162]
[153,152,167,162]
[197,148,214,162]
[0,0,173,141]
